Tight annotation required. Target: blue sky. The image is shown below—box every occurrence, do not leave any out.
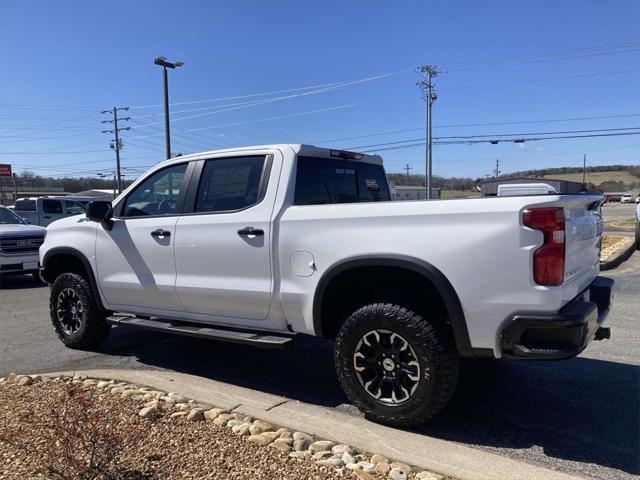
[1,0,639,180]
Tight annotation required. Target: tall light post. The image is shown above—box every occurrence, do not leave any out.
[154,56,185,160]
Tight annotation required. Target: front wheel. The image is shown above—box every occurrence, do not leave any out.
[335,303,460,427]
[50,272,111,349]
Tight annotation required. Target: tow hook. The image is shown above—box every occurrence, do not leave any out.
[594,326,611,341]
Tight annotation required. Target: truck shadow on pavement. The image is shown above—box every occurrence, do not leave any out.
[110,331,639,477]
[0,275,47,290]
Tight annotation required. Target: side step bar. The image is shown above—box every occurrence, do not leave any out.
[106,316,293,349]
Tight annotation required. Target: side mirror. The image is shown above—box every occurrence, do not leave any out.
[86,201,113,228]
[22,217,31,224]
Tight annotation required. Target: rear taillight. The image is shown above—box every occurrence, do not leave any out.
[523,207,565,286]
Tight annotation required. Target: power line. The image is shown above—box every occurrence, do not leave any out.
[444,42,640,67]
[439,69,638,91]
[354,131,640,152]
[348,127,639,150]
[309,113,640,145]
[445,44,640,72]
[0,148,107,155]
[130,68,413,110]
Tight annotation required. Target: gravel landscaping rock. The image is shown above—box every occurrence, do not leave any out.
[17,376,33,386]
[352,470,377,480]
[203,407,226,420]
[0,374,452,480]
[390,467,408,480]
[0,380,350,479]
[331,444,356,455]
[317,458,345,468]
[138,405,158,418]
[186,408,205,422]
[309,440,335,453]
[370,453,388,464]
[341,452,356,465]
[415,472,445,480]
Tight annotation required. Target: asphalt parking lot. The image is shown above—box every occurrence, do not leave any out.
[602,203,638,236]
[1,249,638,480]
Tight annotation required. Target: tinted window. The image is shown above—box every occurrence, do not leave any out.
[122,163,187,217]
[42,199,63,214]
[64,200,86,215]
[195,156,266,213]
[0,207,23,224]
[294,156,390,205]
[14,199,36,212]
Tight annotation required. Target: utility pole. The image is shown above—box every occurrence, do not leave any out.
[417,65,440,200]
[154,57,185,160]
[494,159,501,178]
[582,153,587,187]
[101,107,131,194]
[12,173,17,201]
[404,163,413,179]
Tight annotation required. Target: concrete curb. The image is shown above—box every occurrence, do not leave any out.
[45,368,583,480]
[601,238,636,271]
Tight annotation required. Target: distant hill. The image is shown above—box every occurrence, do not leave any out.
[388,164,640,192]
[514,165,640,191]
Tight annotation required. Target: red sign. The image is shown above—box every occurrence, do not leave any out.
[0,164,11,177]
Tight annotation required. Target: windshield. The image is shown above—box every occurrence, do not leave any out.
[0,207,25,225]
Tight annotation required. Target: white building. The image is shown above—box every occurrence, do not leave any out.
[390,185,440,200]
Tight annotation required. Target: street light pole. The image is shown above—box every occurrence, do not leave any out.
[154,57,185,160]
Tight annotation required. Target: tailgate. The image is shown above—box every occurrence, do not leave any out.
[563,196,603,284]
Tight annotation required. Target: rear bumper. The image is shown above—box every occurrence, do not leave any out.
[500,276,614,360]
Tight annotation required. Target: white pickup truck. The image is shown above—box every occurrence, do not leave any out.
[13,196,90,227]
[40,144,614,426]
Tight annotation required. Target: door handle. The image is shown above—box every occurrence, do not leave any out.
[237,226,264,237]
[150,228,171,238]
[43,216,51,219]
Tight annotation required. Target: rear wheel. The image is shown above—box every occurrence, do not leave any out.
[335,303,459,427]
[50,272,111,349]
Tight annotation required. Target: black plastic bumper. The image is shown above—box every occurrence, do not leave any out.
[500,277,614,360]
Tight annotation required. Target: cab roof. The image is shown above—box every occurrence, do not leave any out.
[157,144,383,167]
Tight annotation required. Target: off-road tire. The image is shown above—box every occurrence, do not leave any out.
[50,272,111,349]
[335,303,459,427]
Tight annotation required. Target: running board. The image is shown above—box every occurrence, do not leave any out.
[106,316,293,349]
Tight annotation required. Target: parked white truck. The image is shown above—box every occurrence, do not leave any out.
[40,144,614,426]
[13,196,90,227]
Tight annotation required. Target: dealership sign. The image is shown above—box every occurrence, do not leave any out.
[0,164,11,177]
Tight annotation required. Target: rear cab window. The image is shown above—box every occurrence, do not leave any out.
[294,156,390,205]
[14,199,36,212]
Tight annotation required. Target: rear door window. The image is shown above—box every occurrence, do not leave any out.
[42,199,63,214]
[194,156,266,213]
[294,156,390,205]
